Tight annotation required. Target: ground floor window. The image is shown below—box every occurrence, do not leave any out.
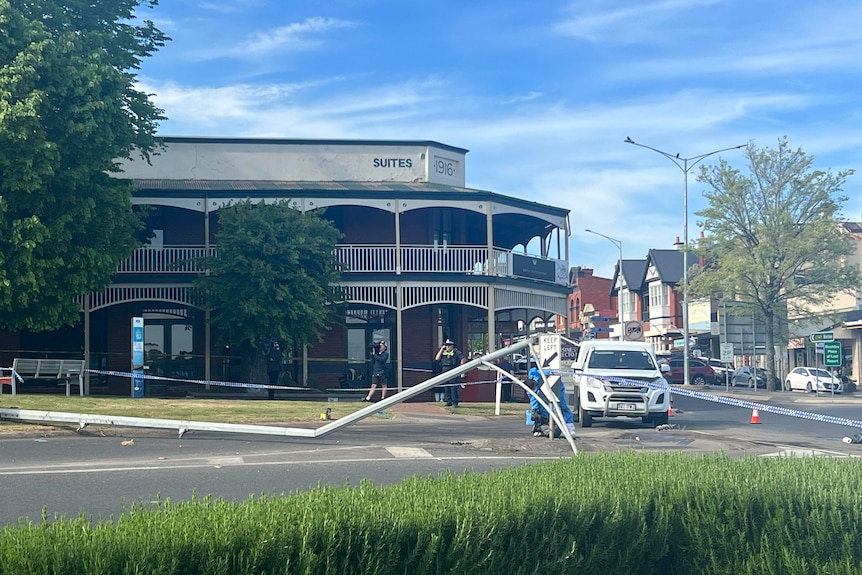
[144,317,195,379]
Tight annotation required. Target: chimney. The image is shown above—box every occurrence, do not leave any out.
[674,236,683,250]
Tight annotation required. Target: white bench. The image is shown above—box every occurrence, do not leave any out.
[0,358,85,397]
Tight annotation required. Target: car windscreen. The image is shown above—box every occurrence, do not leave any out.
[587,350,657,370]
[811,369,833,378]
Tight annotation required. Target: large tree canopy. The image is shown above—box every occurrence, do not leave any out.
[194,200,345,383]
[690,137,859,388]
[0,0,167,330]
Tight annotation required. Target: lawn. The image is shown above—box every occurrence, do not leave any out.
[0,395,528,435]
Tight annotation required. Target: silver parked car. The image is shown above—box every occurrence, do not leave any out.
[706,358,733,384]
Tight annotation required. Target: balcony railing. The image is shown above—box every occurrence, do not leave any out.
[115,244,563,284]
[337,245,509,275]
[115,246,215,274]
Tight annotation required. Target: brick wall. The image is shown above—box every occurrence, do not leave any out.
[569,268,617,337]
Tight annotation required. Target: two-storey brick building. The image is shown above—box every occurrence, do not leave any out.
[14,137,569,396]
[565,267,617,339]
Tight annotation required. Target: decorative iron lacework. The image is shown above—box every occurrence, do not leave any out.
[87,286,194,311]
[402,285,487,310]
[339,285,398,309]
[85,283,566,317]
[495,288,567,316]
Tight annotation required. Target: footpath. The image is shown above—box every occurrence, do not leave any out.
[695,384,862,404]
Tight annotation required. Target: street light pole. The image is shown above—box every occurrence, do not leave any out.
[624,138,745,385]
[585,229,623,340]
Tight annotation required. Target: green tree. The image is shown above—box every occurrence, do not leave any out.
[690,138,859,389]
[194,200,345,384]
[0,0,167,330]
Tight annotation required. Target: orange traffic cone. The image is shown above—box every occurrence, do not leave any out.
[750,408,761,424]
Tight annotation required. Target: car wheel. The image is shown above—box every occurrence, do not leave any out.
[806,382,813,393]
[579,404,592,428]
[784,379,792,391]
[652,412,669,426]
[692,374,706,386]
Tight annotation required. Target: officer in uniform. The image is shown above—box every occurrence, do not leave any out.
[434,338,466,406]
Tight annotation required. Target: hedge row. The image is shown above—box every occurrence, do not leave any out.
[2,452,862,574]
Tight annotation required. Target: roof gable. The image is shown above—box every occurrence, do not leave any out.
[645,249,698,286]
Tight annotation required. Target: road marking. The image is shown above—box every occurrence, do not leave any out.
[207,456,245,465]
[761,448,857,458]
[0,454,558,476]
[386,446,434,458]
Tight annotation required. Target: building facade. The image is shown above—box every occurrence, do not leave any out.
[565,267,617,340]
[785,221,862,383]
[31,137,571,395]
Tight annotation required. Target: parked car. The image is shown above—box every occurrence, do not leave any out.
[513,354,537,373]
[784,367,843,393]
[706,358,733,384]
[731,366,768,388]
[668,357,715,385]
[836,374,857,393]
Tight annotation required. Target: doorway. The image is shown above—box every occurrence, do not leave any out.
[144,319,196,380]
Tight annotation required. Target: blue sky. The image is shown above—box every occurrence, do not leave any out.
[137,0,862,278]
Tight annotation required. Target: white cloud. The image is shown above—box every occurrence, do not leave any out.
[554,0,725,43]
[235,17,356,56]
[197,0,267,14]
[501,92,543,105]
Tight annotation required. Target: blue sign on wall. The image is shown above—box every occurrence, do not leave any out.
[132,317,144,398]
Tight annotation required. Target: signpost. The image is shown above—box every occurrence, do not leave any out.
[539,334,561,371]
[673,337,697,349]
[720,343,734,389]
[131,317,144,398]
[823,341,842,367]
[810,331,834,342]
[623,320,644,341]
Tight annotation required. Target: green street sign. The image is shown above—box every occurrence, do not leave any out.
[823,341,842,367]
[810,331,834,342]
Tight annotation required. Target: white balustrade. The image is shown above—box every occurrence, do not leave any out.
[115,246,213,274]
[116,244,556,281]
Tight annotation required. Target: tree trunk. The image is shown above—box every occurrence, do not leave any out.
[240,341,269,385]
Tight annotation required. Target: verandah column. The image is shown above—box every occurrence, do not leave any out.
[486,202,495,352]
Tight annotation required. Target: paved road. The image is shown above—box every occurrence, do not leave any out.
[2,388,861,527]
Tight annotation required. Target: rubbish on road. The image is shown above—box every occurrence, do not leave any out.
[842,433,862,444]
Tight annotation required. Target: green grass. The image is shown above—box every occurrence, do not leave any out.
[3,453,862,574]
[0,395,529,434]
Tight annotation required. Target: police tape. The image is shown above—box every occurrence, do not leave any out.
[552,369,862,429]
[4,370,24,383]
[83,368,862,429]
[86,369,307,391]
[85,369,499,393]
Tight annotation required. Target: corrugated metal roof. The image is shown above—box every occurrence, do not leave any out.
[131,179,477,194]
[155,136,470,155]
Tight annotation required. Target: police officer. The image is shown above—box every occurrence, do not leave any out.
[434,338,465,406]
[364,340,389,402]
